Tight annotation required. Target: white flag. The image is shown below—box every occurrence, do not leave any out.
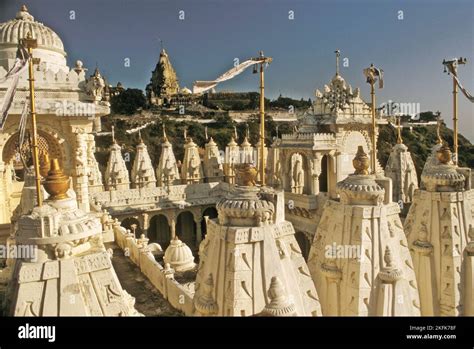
[193,59,264,94]
[0,44,29,129]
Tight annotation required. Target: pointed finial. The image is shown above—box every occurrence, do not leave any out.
[184,128,187,141]
[436,112,443,145]
[383,246,393,269]
[335,49,341,76]
[396,116,403,144]
[246,123,249,139]
[352,146,369,175]
[21,4,28,12]
[138,129,143,143]
[111,125,116,143]
[436,142,452,165]
[233,126,238,139]
[162,122,167,141]
[205,126,208,140]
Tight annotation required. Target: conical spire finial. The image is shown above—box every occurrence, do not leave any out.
[335,49,341,76]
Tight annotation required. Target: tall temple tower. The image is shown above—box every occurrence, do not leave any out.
[404,143,474,316]
[193,163,321,316]
[6,160,139,316]
[145,49,180,106]
[0,5,109,220]
[307,146,420,316]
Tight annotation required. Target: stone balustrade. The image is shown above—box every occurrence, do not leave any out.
[113,223,195,315]
[92,182,229,213]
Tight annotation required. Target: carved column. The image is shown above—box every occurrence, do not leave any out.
[141,213,149,237]
[195,216,203,247]
[73,130,90,212]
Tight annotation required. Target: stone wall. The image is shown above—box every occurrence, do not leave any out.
[113,224,195,315]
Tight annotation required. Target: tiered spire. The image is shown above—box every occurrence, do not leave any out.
[181,137,203,184]
[203,137,223,182]
[308,146,420,316]
[404,143,473,315]
[194,163,321,316]
[156,128,180,186]
[131,138,156,188]
[104,140,129,190]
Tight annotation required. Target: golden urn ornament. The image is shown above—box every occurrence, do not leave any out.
[436,142,452,165]
[39,151,50,178]
[234,163,258,186]
[43,158,69,200]
[353,146,370,175]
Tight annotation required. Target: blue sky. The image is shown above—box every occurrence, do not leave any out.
[1,0,473,140]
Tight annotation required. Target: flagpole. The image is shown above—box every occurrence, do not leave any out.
[253,51,272,186]
[443,57,467,166]
[23,32,42,207]
[364,63,383,175]
[453,73,458,165]
[370,79,376,173]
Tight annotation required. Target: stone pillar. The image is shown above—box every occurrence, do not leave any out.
[195,216,203,247]
[170,216,176,240]
[73,131,90,212]
[142,213,149,238]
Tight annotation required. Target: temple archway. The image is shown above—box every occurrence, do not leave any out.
[120,217,142,237]
[201,206,218,240]
[148,214,171,248]
[319,155,329,192]
[2,130,64,181]
[176,211,196,249]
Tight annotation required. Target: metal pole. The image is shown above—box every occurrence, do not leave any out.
[453,74,458,165]
[26,38,42,207]
[260,59,265,186]
[371,81,376,174]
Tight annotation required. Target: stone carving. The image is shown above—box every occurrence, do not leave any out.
[290,153,305,194]
[308,147,420,316]
[85,68,105,103]
[194,164,321,316]
[385,141,418,203]
[404,143,473,315]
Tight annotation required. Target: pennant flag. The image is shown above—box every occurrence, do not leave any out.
[193,59,265,94]
[445,63,474,103]
[0,44,29,129]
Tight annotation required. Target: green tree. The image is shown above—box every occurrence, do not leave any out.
[111,88,146,115]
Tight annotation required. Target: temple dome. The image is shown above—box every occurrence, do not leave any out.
[0,5,68,73]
